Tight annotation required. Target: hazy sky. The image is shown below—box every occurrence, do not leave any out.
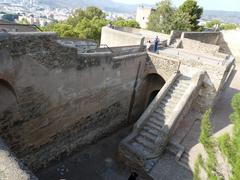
[112,0,240,12]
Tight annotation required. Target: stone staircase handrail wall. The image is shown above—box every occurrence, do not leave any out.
[134,71,180,131]
[161,71,205,136]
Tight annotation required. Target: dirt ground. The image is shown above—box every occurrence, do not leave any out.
[36,125,192,180]
[36,127,133,180]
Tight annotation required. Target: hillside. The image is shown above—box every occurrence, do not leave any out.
[39,0,145,13]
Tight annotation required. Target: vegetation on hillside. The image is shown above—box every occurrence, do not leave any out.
[194,93,240,180]
[43,6,139,41]
[205,19,240,30]
[147,0,203,34]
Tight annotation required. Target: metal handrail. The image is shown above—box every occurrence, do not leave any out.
[99,44,113,53]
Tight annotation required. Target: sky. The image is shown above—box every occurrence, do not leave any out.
[112,0,240,12]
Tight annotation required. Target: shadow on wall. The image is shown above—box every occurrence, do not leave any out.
[217,32,233,56]
[0,79,18,144]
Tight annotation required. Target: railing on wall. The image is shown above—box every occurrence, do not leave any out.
[99,44,114,53]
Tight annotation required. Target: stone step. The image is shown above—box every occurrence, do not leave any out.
[179,152,189,165]
[146,122,163,131]
[161,97,179,105]
[169,86,187,94]
[151,112,165,121]
[174,80,190,87]
[159,103,172,110]
[152,110,166,119]
[159,101,176,109]
[177,152,191,170]
[143,126,161,136]
[173,85,189,91]
[165,93,182,100]
[168,87,185,95]
[159,103,176,112]
[154,108,171,118]
[135,135,155,150]
[149,117,164,127]
[157,106,172,115]
[144,158,159,172]
[131,142,152,157]
[176,80,190,85]
[139,130,157,142]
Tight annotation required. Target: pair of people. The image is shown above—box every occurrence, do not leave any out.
[146,36,160,53]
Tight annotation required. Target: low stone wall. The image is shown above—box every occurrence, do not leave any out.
[93,45,143,56]
[0,21,37,32]
[0,32,149,170]
[181,32,220,45]
[100,26,144,47]
[57,38,97,53]
[180,38,220,55]
[115,27,170,43]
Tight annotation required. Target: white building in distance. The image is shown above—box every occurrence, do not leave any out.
[136,5,154,29]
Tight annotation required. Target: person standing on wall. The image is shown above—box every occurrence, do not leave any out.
[153,36,159,53]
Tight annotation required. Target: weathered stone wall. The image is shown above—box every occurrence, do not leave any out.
[181,32,220,45]
[147,52,180,81]
[100,26,144,47]
[0,32,149,170]
[115,27,170,43]
[57,38,97,53]
[0,20,37,32]
[179,56,235,112]
[180,38,220,55]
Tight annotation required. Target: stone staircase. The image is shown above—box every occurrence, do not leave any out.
[119,72,203,178]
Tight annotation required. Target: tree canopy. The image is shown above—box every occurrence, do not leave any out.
[178,0,203,30]
[43,6,139,42]
[147,0,203,34]
[112,17,140,28]
[147,0,174,34]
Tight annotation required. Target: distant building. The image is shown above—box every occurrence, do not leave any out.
[136,5,154,29]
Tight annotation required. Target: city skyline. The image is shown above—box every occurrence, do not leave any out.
[112,0,240,12]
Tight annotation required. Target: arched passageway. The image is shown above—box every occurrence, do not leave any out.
[132,73,165,121]
[142,73,165,109]
[147,90,160,107]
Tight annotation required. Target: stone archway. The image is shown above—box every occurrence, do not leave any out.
[132,73,166,121]
[142,73,166,109]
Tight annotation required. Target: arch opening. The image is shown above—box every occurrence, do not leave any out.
[147,90,160,107]
[142,73,165,109]
[132,73,165,121]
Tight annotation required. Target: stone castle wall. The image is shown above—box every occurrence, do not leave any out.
[101,26,144,47]
[0,32,149,170]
